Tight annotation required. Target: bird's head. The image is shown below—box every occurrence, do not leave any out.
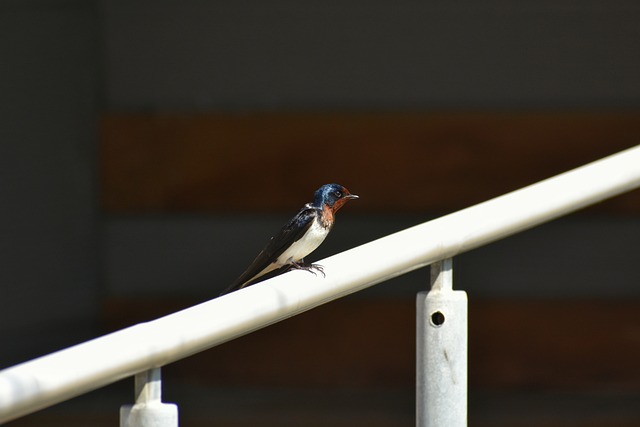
[313,183,359,212]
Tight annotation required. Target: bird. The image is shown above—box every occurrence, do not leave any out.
[220,183,359,295]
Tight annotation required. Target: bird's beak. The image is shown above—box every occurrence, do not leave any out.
[345,194,359,200]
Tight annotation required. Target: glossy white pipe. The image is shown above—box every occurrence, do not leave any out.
[2,145,640,423]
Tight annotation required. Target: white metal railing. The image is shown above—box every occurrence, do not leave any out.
[1,145,640,425]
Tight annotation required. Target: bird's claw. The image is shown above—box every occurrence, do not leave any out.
[291,261,326,278]
[308,263,326,278]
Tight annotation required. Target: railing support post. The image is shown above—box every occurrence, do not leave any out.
[416,258,468,427]
[120,368,178,427]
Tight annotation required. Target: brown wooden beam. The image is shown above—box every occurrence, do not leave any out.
[102,297,640,390]
[100,112,640,214]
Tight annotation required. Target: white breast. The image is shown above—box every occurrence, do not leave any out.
[275,219,329,266]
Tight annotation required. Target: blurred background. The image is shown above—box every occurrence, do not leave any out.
[2,1,640,426]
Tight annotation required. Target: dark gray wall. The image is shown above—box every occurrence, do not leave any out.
[105,216,640,299]
[0,1,100,367]
[103,0,640,110]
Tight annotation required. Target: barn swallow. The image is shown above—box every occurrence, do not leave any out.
[220,183,359,295]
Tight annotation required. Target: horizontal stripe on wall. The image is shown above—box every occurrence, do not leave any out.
[103,297,640,390]
[101,112,640,213]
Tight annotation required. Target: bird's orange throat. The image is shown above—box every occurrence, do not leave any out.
[321,204,335,228]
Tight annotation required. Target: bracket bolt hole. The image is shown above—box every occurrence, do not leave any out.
[430,311,445,327]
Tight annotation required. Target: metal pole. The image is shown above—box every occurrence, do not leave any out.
[417,258,467,427]
[120,368,178,427]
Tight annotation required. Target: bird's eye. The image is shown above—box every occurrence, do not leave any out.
[334,190,342,198]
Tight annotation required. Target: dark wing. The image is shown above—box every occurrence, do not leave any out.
[220,205,318,295]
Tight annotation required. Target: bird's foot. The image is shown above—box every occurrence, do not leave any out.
[290,260,326,278]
